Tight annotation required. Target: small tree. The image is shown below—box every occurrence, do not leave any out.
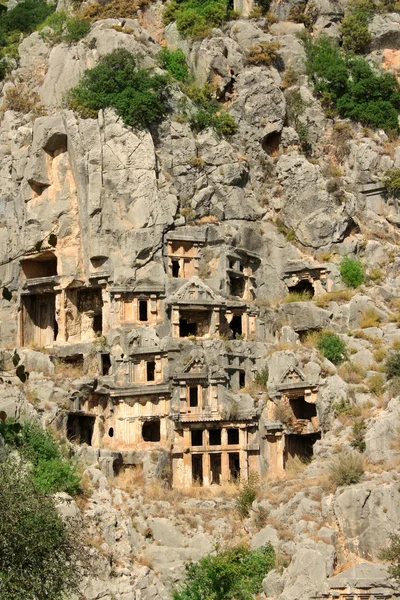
[386,351,400,380]
[340,256,365,288]
[380,534,400,579]
[317,331,347,364]
[173,544,275,600]
[0,456,82,600]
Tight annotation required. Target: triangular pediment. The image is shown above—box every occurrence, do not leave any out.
[183,356,205,373]
[279,366,305,385]
[170,277,224,305]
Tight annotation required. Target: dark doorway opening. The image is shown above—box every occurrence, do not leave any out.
[285,433,321,465]
[289,396,317,421]
[239,371,245,388]
[142,420,161,442]
[191,429,203,446]
[230,315,243,338]
[139,300,148,322]
[93,313,103,335]
[229,452,240,480]
[192,454,203,485]
[228,428,239,445]
[209,429,221,446]
[172,260,180,278]
[108,427,114,438]
[229,275,245,298]
[290,279,314,297]
[146,360,156,382]
[210,453,222,485]
[101,353,111,375]
[179,318,198,337]
[67,414,95,445]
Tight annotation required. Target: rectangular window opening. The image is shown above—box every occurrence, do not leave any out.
[139,299,148,322]
[191,429,203,446]
[227,428,239,445]
[146,360,156,382]
[189,386,199,407]
[209,429,221,446]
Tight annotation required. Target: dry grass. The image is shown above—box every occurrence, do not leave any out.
[284,455,309,477]
[359,307,382,328]
[338,362,367,384]
[81,0,150,21]
[2,84,47,117]
[114,466,145,493]
[282,291,313,303]
[314,289,354,307]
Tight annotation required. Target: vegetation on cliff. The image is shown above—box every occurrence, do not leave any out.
[304,36,400,131]
[173,544,275,600]
[0,419,82,600]
[68,49,170,128]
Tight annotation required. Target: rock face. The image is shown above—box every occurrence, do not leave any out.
[1,2,400,600]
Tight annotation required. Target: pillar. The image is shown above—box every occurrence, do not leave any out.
[203,452,211,486]
[183,428,191,486]
[171,306,180,337]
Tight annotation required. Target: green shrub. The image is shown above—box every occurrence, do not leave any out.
[340,256,365,288]
[0,0,56,80]
[329,451,364,486]
[39,11,67,43]
[63,17,91,43]
[0,0,55,36]
[386,351,400,379]
[163,0,230,38]
[0,419,81,495]
[158,47,188,81]
[350,418,367,452]
[235,472,259,517]
[68,49,170,128]
[173,543,275,600]
[317,332,347,364]
[333,397,353,416]
[183,83,238,136]
[380,534,400,579]
[254,366,269,388]
[340,0,375,53]
[0,457,82,600]
[383,168,400,196]
[304,36,400,131]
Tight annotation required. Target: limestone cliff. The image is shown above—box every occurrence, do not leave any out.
[0,0,400,599]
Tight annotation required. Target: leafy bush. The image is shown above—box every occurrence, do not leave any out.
[380,534,400,579]
[163,0,230,38]
[68,49,170,128]
[173,543,275,600]
[158,47,188,81]
[329,451,364,486]
[254,366,269,388]
[317,331,347,364]
[247,41,281,66]
[340,0,375,53]
[0,419,81,495]
[63,17,91,43]
[383,168,400,196]
[39,10,67,44]
[350,418,367,452]
[183,83,238,135]
[0,0,55,36]
[340,256,365,288]
[0,0,56,80]
[0,456,82,600]
[386,351,400,379]
[304,36,400,131]
[235,472,259,517]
